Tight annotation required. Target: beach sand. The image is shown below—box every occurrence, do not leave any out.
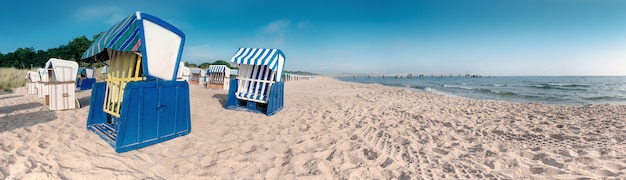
[1,78,625,179]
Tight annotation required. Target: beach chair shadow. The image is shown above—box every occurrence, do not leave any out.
[77,96,90,108]
[0,95,22,101]
[0,102,44,114]
[0,111,56,132]
[212,94,228,108]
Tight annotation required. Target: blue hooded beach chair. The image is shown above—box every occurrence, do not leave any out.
[82,11,191,153]
[76,67,97,90]
[226,48,285,116]
[206,65,230,90]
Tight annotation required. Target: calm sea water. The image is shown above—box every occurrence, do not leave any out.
[339,76,626,105]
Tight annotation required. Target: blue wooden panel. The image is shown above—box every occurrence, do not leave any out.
[158,85,177,137]
[121,89,141,146]
[77,78,97,90]
[87,80,191,153]
[175,85,191,134]
[141,86,159,142]
[87,82,107,125]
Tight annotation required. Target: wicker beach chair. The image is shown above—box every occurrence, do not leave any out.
[176,62,191,81]
[36,68,49,99]
[82,11,191,153]
[43,58,80,110]
[76,67,97,90]
[206,65,230,90]
[189,68,204,85]
[25,71,40,95]
[225,48,285,116]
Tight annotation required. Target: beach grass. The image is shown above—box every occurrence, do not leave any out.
[0,67,29,92]
[94,67,107,82]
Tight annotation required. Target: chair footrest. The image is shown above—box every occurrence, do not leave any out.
[88,123,117,144]
[235,92,267,103]
[226,99,268,114]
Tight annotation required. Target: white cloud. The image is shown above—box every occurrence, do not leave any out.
[263,19,290,33]
[75,6,126,25]
[237,19,293,47]
[238,19,313,48]
[297,20,312,29]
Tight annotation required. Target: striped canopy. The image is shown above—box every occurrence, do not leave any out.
[81,13,142,60]
[190,68,203,74]
[207,65,229,73]
[80,11,186,81]
[230,48,285,72]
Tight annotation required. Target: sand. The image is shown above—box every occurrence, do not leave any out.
[1,78,625,179]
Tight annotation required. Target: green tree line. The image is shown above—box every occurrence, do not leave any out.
[184,60,237,69]
[0,35,93,69]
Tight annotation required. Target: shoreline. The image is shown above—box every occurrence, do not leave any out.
[1,77,625,179]
[337,76,626,106]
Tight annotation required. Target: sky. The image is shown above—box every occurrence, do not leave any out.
[1,0,625,76]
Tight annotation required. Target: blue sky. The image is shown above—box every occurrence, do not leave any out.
[1,0,625,75]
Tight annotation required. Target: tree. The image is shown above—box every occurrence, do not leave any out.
[92,32,103,41]
[67,36,92,61]
[0,34,95,68]
[7,47,36,69]
[184,61,198,68]
[199,62,211,69]
[211,60,237,69]
[0,51,4,67]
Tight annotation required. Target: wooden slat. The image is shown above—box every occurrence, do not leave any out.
[103,50,143,118]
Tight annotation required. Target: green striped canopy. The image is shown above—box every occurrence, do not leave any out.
[81,13,142,60]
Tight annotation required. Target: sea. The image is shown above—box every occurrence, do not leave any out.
[339,76,626,105]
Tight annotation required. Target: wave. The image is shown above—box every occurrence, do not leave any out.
[477,88,518,96]
[550,83,591,88]
[531,83,590,91]
[493,84,506,87]
[584,96,613,101]
[409,85,426,90]
[521,94,568,103]
[583,96,626,101]
[424,87,458,97]
[443,84,474,90]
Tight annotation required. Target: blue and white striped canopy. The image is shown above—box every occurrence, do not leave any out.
[190,68,203,74]
[208,65,229,73]
[230,48,285,72]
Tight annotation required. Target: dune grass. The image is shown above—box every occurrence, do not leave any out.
[94,67,107,82]
[0,66,135,92]
[0,67,29,92]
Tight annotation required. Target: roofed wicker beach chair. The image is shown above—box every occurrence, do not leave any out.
[206,65,230,90]
[25,71,40,95]
[189,67,204,85]
[76,67,97,90]
[43,58,80,110]
[36,68,49,99]
[176,62,191,82]
[225,48,285,116]
[82,11,191,153]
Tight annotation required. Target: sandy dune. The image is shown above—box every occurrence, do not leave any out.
[1,78,625,179]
